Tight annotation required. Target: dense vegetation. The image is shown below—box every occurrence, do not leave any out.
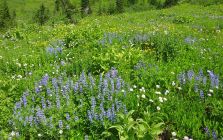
[0,0,223,139]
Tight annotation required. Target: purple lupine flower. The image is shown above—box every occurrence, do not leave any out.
[74,116,79,122]
[46,88,51,95]
[204,127,210,137]
[115,99,122,111]
[28,115,33,126]
[36,107,46,123]
[56,47,62,53]
[194,85,199,93]
[66,113,70,121]
[46,100,51,108]
[199,69,203,77]
[123,104,128,114]
[35,83,41,94]
[111,104,116,122]
[178,73,186,85]
[73,82,79,93]
[88,73,95,89]
[200,90,204,99]
[105,72,110,79]
[91,97,96,109]
[214,75,219,88]
[107,108,112,121]
[56,93,60,108]
[98,73,103,93]
[66,125,70,130]
[15,101,22,110]
[79,84,83,93]
[40,74,49,86]
[187,70,194,81]
[49,116,53,129]
[212,130,217,140]
[59,120,63,128]
[110,78,115,94]
[22,95,27,107]
[80,71,87,87]
[116,77,122,91]
[103,79,108,94]
[41,97,46,109]
[87,110,93,123]
[52,78,58,90]
[203,77,207,85]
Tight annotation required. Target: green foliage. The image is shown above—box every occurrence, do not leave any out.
[33,4,50,25]
[1,3,223,140]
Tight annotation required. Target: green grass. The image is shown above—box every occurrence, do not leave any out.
[0,3,223,140]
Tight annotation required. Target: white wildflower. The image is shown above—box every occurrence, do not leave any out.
[183,136,189,140]
[59,130,63,134]
[209,89,213,93]
[38,134,42,137]
[156,106,161,111]
[156,85,160,89]
[207,94,212,97]
[159,97,163,103]
[17,75,22,79]
[141,94,146,99]
[177,87,182,90]
[172,81,176,86]
[23,63,27,67]
[121,89,125,93]
[172,132,177,137]
[133,85,137,88]
[171,71,175,75]
[129,88,133,92]
[149,99,154,103]
[10,131,15,136]
[155,91,161,95]
[163,97,167,101]
[164,90,169,95]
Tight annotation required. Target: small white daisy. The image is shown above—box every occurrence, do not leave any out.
[129,88,133,92]
[155,91,161,95]
[209,89,213,93]
[157,106,161,111]
[156,85,160,89]
[10,131,15,137]
[183,136,189,140]
[141,94,146,99]
[38,134,42,137]
[149,99,154,103]
[59,130,63,134]
[171,132,177,137]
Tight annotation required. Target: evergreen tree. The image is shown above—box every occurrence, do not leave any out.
[0,0,13,29]
[163,0,179,7]
[33,4,50,25]
[60,0,76,23]
[81,0,92,16]
[54,0,61,13]
[116,0,124,13]
[128,0,137,5]
[150,0,157,6]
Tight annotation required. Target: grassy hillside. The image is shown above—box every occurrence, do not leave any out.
[0,3,223,140]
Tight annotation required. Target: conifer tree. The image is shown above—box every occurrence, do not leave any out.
[116,0,124,13]
[33,4,50,25]
[163,0,179,7]
[0,0,12,29]
[81,0,92,16]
